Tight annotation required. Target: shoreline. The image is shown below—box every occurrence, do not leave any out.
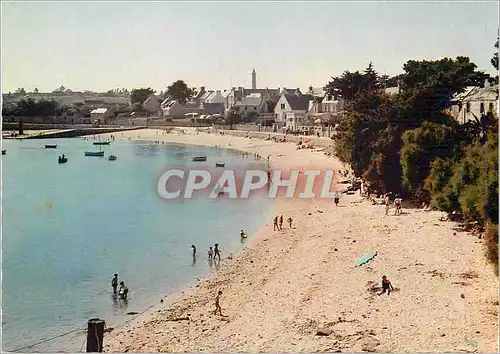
[101,128,497,353]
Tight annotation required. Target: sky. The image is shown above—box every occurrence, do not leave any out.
[1,0,499,93]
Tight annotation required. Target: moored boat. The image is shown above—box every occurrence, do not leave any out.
[84,151,105,157]
[108,155,117,161]
[192,156,207,162]
[58,156,68,164]
[93,141,110,146]
[1,150,6,155]
[45,144,57,149]
[215,162,225,167]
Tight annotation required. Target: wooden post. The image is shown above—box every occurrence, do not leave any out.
[86,318,105,352]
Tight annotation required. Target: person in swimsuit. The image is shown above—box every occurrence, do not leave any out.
[214,243,221,261]
[334,191,340,206]
[394,195,402,216]
[191,245,196,257]
[279,215,284,230]
[214,290,223,315]
[378,275,394,296]
[384,194,390,216]
[287,217,293,228]
[118,281,129,300]
[240,230,247,239]
[208,246,213,260]
[273,216,279,231]
[111,274,118,294]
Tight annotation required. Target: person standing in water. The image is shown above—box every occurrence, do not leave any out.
[208,246,213,260]
[240,230,247,239]
[118,281,129,300]
[214,243,221,261]
[111,274,118,294]
[191,245,196,257]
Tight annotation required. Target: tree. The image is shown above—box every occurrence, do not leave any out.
[130,88,155,104]
[15,88,26,95]
[225,108,241,129]
[33,88,39,94]
[166,80,194,104]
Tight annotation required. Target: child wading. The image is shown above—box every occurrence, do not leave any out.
[208,246,213,260]
[214,290,223,315]
[379,275,394,296]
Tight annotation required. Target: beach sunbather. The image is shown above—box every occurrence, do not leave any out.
[378,275,394,296]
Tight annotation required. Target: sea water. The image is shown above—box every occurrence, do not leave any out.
[1,137,274,352]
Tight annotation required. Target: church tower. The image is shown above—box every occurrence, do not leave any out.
[252,69,256,89]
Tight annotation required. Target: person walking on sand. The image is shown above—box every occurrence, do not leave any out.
[287,216,293,228]
[333,191,341,206]
[208,246,213,260]
[111,274,118,294]
[214,290,223,315]
[394,195,402,216]
[273,216,279,231]
[378,275,394,296]
[384,194,390,216]
[279,215,284,230]
[214,243,221,261]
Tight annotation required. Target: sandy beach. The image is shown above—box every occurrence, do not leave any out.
[102,128,498,353]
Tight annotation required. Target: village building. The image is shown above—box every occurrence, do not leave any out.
[450,80,498,124]
[274,91,312,130]
[142,95,161,116]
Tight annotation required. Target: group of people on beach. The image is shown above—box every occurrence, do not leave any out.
[273,214,293,231]
[384,193,403,216]
[111,273,129,300]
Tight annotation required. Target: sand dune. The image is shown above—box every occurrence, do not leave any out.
[102,128,498,352]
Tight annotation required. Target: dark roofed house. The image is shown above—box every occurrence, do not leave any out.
[274,92,313,130]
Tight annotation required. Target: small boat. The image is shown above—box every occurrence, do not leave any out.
[108,155,117,161]
[93,141,110,146]
[58,156,68,164]
[84,151,105,157]
[215,162,225,167]
[45,144,57,149]
[1,150,6,155]
[192,156,207,162]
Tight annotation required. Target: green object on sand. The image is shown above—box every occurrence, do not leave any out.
[356,252,377,266]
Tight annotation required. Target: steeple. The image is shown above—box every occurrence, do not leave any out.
[251,69,256,90]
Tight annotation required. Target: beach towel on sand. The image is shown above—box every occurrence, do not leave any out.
[355,252,377,266]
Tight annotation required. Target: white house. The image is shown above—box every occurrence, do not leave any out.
[234,93,264,114]
[90,108,110,124]
[142,95,161,116]
[321,94,344,124]
[274,92,311,130]
[205,90,225,104]
[450,81,498,124]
